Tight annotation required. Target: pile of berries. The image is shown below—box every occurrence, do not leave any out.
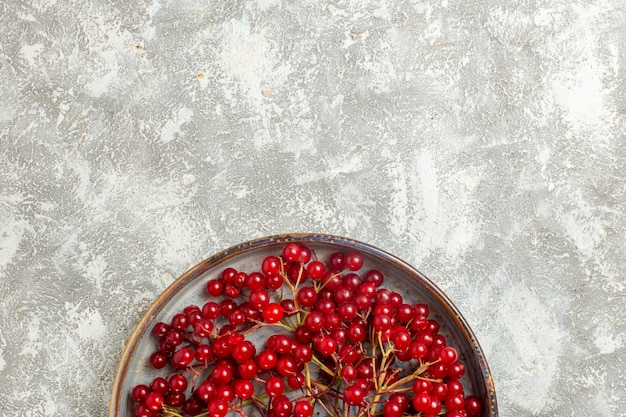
[131,243,483,417]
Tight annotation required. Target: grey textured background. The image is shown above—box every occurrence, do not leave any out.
[0,0,625,416]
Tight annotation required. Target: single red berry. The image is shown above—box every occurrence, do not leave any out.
[208,399,229,417]
[256,349,278,371]
[149,352,168,369]
[364,269,384,286]
[233,379,254,399]
[383,400,403,417]
[219,268,236,283]
[328,252,345,271]
[195,344,212,362]
[343,384,365,406]
[131,384,150,403]
[315,298,336,315]
[228,309,246,326]
[388,393,409,410]
[412,378,432,393]
[293,344,313,364]
[246,272,266,290]
[266,274,284,290]
[232,340,256,362]
[333,287,353,304]
[347,320,367,343]
[209,362,234,386]
[224,284,241,298]
[313,335,337,357]
[150,376,170,395]
[439,346,458,364]
[134,403,156,417]
[293,400,313,417]
[296,286,317,307]
[306,261,326,280]
[272,394,293,417]
[427,397,442,415]
[262,303,284,323]
[195,380,216,403]
[264,375,285,397]
[165,330,184,346]
[249,289,270,310]
[170,313,188,331]
[215,384,235,403]
[287,372,305,389]
[282,243,302,262]
[262,256,281,278]
[193,319,213,338]
[304,311,324,332]
[344,252,364,271]
[445,394,465,411]
[341,364,357,382]
[276,355,298,376]
[280,299,297,316]
[430,382,448,399]
[233,271,248,288]
[144,392,164,412]
[338,344,363,364]
[220,299,237,317]
[206,279,224,297]
[428,362,448,379]
[171,346,194,368]
[464,395,482,415]
[412,392,431,413]
[182,398,203,415]
[152,322,170,339]
[168,374,188,393]
[391,328,411,351]
[237,359,258,379]
[165,392,186,407]
[447,361,466,379]
[447,379,465,395]
[337,303,357,321]
[212,336,234,357]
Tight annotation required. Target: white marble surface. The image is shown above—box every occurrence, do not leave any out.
[0,0,624,416]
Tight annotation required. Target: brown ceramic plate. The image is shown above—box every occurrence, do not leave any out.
[109,233,497,416]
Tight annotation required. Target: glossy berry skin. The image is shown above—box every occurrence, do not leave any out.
[237,359,258,379]
[144,392,164,412]
[344,252,364,271]
[134,403,156,417]
[262,303,284,323]
[234,379,254,399]
[261,256,281,278]
[464,395,482,415]
[171,346,194,368]
[149,352,167,369]
[343,384,365,406]
[206,279,224,297]
[256,350,278,371]
[168,374,188,393]
[131,384,150,403]
[208,399,229,417]
[264,376,285,397]
[282,243,302,262]
[383,400,403,417]
[293,400,314,417]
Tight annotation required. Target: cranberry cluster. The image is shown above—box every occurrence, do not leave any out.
[130,243,483,417]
